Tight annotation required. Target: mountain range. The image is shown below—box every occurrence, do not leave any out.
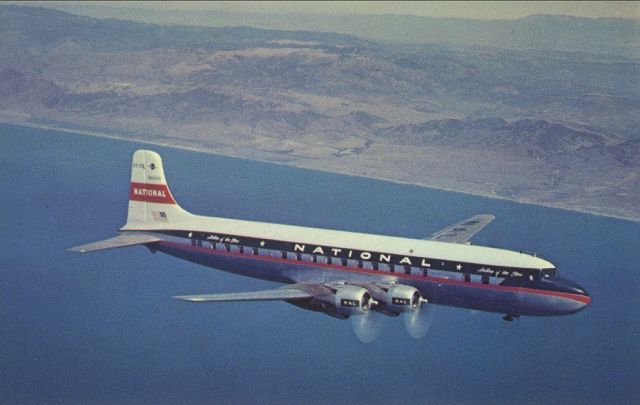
[1,5,639,220]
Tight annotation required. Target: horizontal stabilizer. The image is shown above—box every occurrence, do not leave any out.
[68,233,162,253]
[428,214,495,244]
[173,288,314,303]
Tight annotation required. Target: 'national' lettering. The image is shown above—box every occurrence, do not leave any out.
[134,188,167,198]
[129,182,176,204]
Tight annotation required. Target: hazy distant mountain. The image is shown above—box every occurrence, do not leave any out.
[0,6,367,52]
[1,5,639,220]
[29,3,640,57]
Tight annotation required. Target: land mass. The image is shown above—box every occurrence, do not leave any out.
[2,6,640,221]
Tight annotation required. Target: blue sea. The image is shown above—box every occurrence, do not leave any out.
[1,123,639,404]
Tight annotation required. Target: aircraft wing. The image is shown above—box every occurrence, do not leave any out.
[427,214,495,244]
[173,287,314,302]
[68,233,162,253]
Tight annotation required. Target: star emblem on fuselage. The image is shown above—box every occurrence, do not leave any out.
[456,264,462,271]
[260,241,266,247]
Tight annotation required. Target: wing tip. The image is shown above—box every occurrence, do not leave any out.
[172,295,204,302]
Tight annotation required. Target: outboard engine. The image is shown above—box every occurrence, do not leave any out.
[334,285,377,316]
[292,284,377,319]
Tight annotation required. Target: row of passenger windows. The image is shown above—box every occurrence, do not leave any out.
[191,240,503,285]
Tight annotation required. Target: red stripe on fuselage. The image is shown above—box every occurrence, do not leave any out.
[129,182,175,204]
[157,240,591,305]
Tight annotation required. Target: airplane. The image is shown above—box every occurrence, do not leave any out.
[70,150,590,341]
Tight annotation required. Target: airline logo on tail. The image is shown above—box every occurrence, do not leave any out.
[129,182,176,204]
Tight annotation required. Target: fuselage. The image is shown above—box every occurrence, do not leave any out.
[123,213,591,317]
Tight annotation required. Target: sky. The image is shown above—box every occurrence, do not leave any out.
[15,1,640,20]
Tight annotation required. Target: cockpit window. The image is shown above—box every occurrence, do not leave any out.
[541,268,557,278]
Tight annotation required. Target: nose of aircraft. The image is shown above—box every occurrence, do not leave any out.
[575,285,590,310]
[558,277,591,311]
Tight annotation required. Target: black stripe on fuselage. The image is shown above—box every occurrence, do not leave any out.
[140,229,548,281]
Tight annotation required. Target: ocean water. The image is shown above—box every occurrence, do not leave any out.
[1,123,638,404]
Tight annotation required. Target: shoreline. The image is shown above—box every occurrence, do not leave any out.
[3,119,639,224]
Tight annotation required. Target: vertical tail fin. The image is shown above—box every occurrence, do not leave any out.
[121,150,191,229]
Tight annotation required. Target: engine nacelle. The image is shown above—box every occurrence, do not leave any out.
[333,285,375,316]
[385,285,423,314]
[290,284,376,318]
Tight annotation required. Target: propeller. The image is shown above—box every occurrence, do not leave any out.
[351,298,384,343]
[403,298,434,339]
[351,310,385,343]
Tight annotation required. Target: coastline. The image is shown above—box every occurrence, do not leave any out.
[3,119,639,224]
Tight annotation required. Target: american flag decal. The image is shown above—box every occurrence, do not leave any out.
[152,211,168,222]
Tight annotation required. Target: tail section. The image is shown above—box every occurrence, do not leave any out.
[122,150,192,229]
[69,149,189,252]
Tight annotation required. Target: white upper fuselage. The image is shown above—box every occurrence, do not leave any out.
[122,210,554,271]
